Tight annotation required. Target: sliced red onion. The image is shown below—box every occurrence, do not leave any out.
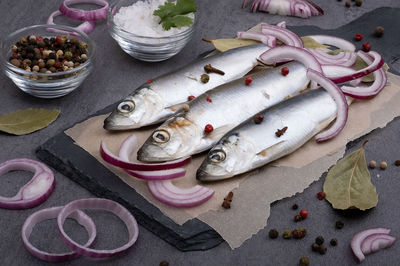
[261,24,303,47]
[57,198,138,258]
[351,227,391,262]
[308,49,357,67]
[330,51,384,84]
[100,140,191,171]
[59,0,109,21]
[147,180,214,207]
[322,65,362,86]
[0,158,55,209]
[276,21,286,28]
[47,10,96,35]
[22,206,96,262]
[247,0,323,18]
[361,233,396,255]
[118,134,186,180]
[307,35,356,51]
[307,69,348,142]
[237,32,276,47]
[340,52,387,99]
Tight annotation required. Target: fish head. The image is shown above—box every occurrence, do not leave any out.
[137,116,202,162]
[103,87,164,130]
[196,133,257,182]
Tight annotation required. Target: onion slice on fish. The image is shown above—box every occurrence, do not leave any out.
[307,49,357,67]
[351,228,391,262]
[322,65,362,86]
[0,158,55,209]
[361,233,397,255]
[118,134,186,180]
[147,180,214,207]
[307,69,348,142]
[261,24,303,47]
[237,32,277,47]
[340,51,387,99]
[307,35,356,52]
[100,139,191,171]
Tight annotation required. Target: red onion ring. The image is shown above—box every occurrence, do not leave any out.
[340,52,387,99]
[308,49,357,67]
[57,198,139,258]
[147,180,214,207]
[47,10,96,35]
[351,227,391,262]
[59,0,109,21]
[100,140,191,171]
[118,134,186,180]
[330,51,384,84]
[361,233,397,255]
[276,21,286,28]
[307,35,355,51]
[290,0,312,18]
[321,65,362,86]
[237,32,276,47]
[22,206,96,262]
[370,236,396,253]
[0,158,55,209]
[307,69,348,142]
[261,24,303,47]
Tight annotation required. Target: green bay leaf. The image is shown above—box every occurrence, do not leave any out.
[323,141,378,211]
[0,108,60,135]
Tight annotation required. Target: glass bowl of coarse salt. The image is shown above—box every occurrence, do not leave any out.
[108,0,196,62]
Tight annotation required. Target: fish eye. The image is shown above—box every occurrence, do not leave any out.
[208,150,226,163]
[152,130,170,143]
[117,100,135,113]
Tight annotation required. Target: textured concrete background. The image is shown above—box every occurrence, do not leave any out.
[1,0,400,265]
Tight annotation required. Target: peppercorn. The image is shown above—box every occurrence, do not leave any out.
[38,61,46,69]
[335,221,344,229]
[49,66,56,73]
[204,124,213,133]
[188,95,195,101]
[319,244,327,255]
[317,191,326,200]
[70,37,79,44]
[292,229,302,239]
[294,214,303,222]
[292,204,298,210]
[79,41,88,50]
[374,26,384,37]
[355,33,363,41]
[74,62,80,67]
[362,42,371,52]
[299,209,308,219]
[245,76,253,85]
[345,1,350,7]
[11,45,18,52]
[369,160,377,169]
[81,53,88,61]
[298,227,307,237]
[282,229,292,239]
[46,59,55,67]
[269,229,279,239]
[159,261,169,266]
[10,59,21,67]
[253,113,264,124]
[19,37,28,45]
[64,51,73,60]
[315,236,324,245]
[201,74,210,83]
[39,68,48,73]
[380,161,387,170]
[32,65,39,72]
[355,0,362,6]
[281,67,289,76]
[312,243,320,252]
[330,238,338,246]
[299,256,310,266]
[206,96,212,102]
[28,35,37,45]
[394,160,400,166]
[22,59,32,67]
[49,52,56,60]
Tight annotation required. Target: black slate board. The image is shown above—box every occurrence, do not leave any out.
[37,7,400,252]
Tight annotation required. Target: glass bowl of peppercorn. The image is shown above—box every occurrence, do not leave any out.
[1,24,94,98]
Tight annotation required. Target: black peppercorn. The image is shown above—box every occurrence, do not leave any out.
[374,26,384,37]
[299,257,310,266]
[335,221,344,229]
[330,238,338,246]
[312,243,320,252]
[292,229,302,239]
[282,229,292,239]
[315,236,324,245]
[292,204,298,210]
[355,0,362,6]
[319,244,327,255]
[159,261,169,266]
[298,227,307,236]
[269,229,279,239]
[294,214,303,222]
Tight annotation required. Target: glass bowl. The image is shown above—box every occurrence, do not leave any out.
[1,24,94,98]
[108,0,196,62]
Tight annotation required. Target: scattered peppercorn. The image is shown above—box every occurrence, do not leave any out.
[245,76,253,85]
[299,256,309,266]
[345,1,351,7]
[147,79,152,83]
[374,26,384,38]
[222,191,234,209]
[355,0,362,6]
[204,124,214,133]
[206,96,212,102]
[188,95,195,101]
[159,261,169,266]
[281,67,289,76]
[298,227,307,237]
[355,33,363,41]
[268,229,279,239]
[394,160,400,166]
[319,244,327,255]
[299,209,308,219]
[292,229,302,239]
[317,191,326,200]
[315,236,324,245]
[330,238,338,246]
[312,243,320,252]
[294,214,303,222]
[253,113,264,124]
[380,161,387,170]
[369,160,377,169]
[204,64,225,75]
[275,126,288,137]
[282,229,292,239]
[292,204,298,210]
[182,104,190,111]
[362,42,371,52]
[201,73,210,83]
[335,221,344,229]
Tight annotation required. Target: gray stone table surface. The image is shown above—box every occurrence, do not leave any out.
[1,0,400,265]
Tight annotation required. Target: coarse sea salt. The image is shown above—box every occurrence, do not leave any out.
[113,0,194,38]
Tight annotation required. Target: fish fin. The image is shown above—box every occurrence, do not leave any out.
[206,124,236,141]
[256,140,286,157]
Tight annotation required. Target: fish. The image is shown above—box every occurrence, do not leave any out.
[103,44,270,130]
[137,61,310,162]
[196,88,340,182]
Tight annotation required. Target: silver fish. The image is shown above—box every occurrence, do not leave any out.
[138,61,310,162]
[104,45,270,130]
[196,88,339,182]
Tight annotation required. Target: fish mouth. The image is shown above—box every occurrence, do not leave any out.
[137,146,172,163]
[103,114,139,131]
[196,168,231,182]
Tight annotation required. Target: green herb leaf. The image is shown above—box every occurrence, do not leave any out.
[323,141,378,211]
[154,0,196,30]
[0,108,60,135]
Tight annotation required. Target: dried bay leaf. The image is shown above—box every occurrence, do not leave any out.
[0,108,60,135]
[323,141,378,211]
[204,38,260,52]
[301,36,330,49]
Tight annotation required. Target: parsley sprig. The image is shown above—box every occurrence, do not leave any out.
[153,0,197,30]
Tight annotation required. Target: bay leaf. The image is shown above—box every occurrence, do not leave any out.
[323,141,378,211]
[301,36,330,50]
[0,108,60,135]
[205,38,260,52]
